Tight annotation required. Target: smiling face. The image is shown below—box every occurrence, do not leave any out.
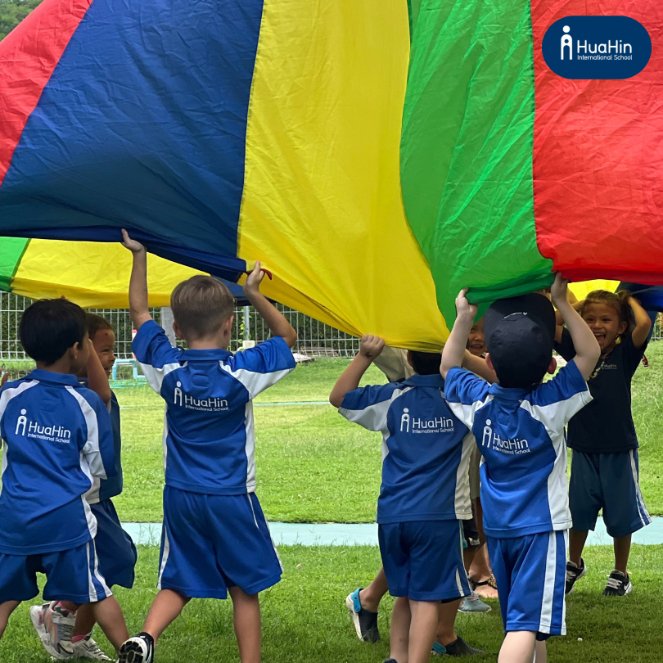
[581,302,627,353]
[91,328,116,376]
[467,320,486,357]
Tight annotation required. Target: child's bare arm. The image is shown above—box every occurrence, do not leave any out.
[628,295,652,349]
[244,261,296,347]
[461,350,496,383]
[86,339,112,405]
[441,289,477,379]
[330,335,384,408]
[121,230,152,330]
[551,274,600,380]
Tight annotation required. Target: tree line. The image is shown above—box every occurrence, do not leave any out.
[0,0,42,41]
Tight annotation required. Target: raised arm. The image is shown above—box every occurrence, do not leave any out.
[440,289,477,379]
[244,261,297,348]
[330,335,384,408]
[628,294,652,349]
[551,274,600,381]
[461,350,497,383]
[121,229,152,330]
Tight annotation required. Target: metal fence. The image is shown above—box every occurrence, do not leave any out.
[0,292,361,361]
[1,291,661,363]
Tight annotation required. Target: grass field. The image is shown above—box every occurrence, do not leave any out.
[1,544,662,662]
[114,343,663,523]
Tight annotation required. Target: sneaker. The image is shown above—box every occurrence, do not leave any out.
[71,636,113,660]
[344,588,379,642]
[459,592,491,613]
[603,570,632,596]
[118,633,155,663]
[565,559,586,595]
[433,636,482,657]
[29,603,74,660]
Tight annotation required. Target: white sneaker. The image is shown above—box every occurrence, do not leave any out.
[71,637,113,660]
[29,603,74,660]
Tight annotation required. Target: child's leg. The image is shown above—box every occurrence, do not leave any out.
[358,567,388,612]
[388,596,410,663]
[568,528,588,565]
[408,599,440,663]
[229,586,260,663]
[613,534,631,574]
[90,596,129,650]
[0,601,20,638]
[72,603,95,639]
[534,638,547,662]
[142,589,190,641]
[498,631,536,663]
[435,599,460,645]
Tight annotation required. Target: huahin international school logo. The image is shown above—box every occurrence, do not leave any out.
[543,16,651,79]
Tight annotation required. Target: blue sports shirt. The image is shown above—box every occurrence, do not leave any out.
[339,374,473,524]
[86,390,122,504]
[133,321,295,495]
[0,370,115,554]
[445,361,592,538]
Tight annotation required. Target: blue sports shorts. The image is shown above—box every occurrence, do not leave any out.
[489,530,567,638]
[0,540,112,604]
[158,487,282,599]
[378,520,471,602]
[91,499,137,589]
[569,450,651,537]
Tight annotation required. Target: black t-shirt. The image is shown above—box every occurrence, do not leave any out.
[555,330,645,453]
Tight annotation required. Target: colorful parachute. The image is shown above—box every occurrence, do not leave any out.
[0,1,661,348]
[403,0,663,322]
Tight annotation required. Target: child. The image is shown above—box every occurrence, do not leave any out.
[440,276,600,663]
[30,313,137,661]
[332,338,476,663]
[557,290,652,596]
[0,299,129,654]
[118,231,297,663]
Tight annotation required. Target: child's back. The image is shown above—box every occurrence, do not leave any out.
[0,370,113,553]
[340,368,472,524]
[134,321,294,494]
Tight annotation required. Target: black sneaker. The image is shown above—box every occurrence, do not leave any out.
[603,570,632,596]
[345,588,379,642]
[565,558,586,594]
[118,633,155,663]
[444,636,483,657]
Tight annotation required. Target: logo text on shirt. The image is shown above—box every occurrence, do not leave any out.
[14,409,72,444]
[173,382,229,412]
[400,408,454,434]
[481,419,530,455]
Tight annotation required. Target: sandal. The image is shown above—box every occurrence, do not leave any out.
[472,574,498,591]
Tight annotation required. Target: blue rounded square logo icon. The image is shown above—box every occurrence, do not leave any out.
[542,16,651,79]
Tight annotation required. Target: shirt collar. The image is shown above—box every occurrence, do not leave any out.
[488,383,528,400]
[28,369,81,386]
[404,373,444,388]
[180,348,232,361]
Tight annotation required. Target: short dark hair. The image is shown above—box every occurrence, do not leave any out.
[170,275,234,339]
[20,298,87,364]
[85,313,113,340]
[409,350,442,375]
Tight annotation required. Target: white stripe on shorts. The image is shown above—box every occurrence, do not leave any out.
[157,529,172,590]
[538,532,557,634]
[86,541,111,601]
[629,450,651,527]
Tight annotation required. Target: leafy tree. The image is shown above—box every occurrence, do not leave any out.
[0,0,43,41]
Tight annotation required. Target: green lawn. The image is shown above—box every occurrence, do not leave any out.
[114,345,663,523]
[1,544,662,662]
